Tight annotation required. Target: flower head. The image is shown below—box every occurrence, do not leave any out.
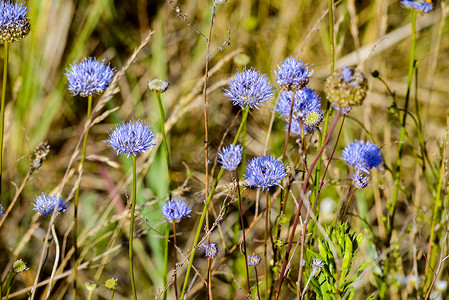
[276,88,323,135]
[161,199,192,223]
[65,57,115,97]
[12,259,28,273]
[244,155,287,191]
[33,193,68,218]
[401,0,433,12]
[147,79,170,93]
[0,1,30,44]
[248,254,261,267]
[324,65,368,109]
[106,119,157,158]
[218,144,243,171]
[203,243,218,259]
[274,57,313,91]
[342,140,383,188]
[104,278,118,290]
[223,68,273,110]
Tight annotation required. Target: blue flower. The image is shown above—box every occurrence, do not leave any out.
[203,243,218,259]
[351,172,368,189]
[33,193,68,218]
[401,0,433,12]
[218,144,243,171]
[342,140,383,174]
[248,254,261,267]
[161,199,192,223]
[0,203,5,219]
[106,119,157,158]
[244,155,287,191]
[274,57,313,91]
[0,1,30,44]
[223,68,273,110]
[276,89,323,135]
[65,57,115,97]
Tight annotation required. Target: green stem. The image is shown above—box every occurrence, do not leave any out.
[264,190,269,300]
[387,11,416,243]
[328,0,335,73]
[180,108,250,300]
[130,155,137,300]
[73,94,93,300]
[0,42,8,195]
[173,222,178,300]
[155,91,172,300]
[109,290,115,300]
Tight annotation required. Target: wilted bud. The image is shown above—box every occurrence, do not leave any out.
[324,66,368,109]
[85,282,98,292]
[30,141,50,172]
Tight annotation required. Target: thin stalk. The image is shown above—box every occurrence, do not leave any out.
[163,223,169,300]
[109,290,115,300]
[340,187,357,222]
[275,109,342,299]
[0,42,8,195]
[73,94,93,299]
[281,90,296,161]
[130,155,138,300]
[328,0,335,73]
[234,169,251,294]
[264,190,269,300]
[180,108,249,300]
[296,224,306,300]
[173,222,178,300]
[0,169,31,228]
[46,224,60,299]
[387,11,416,242]
[4,274,16,300]
[254,267,261,300]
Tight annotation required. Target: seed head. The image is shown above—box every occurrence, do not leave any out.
[218,144,243,172]
[0,1,30,44]
[274,56,313,91]
[65,57,115,97]
[29,141,50,172]
[13,259,28,273]
[223,67,273,110]
[324,65,368,109]
[33,193,68,218]
[147,79,169,93]
[85,282,98,292]
[161,199,192,223]
[244,155,287,191]
[104,278,118,290]
[106,119,157,158]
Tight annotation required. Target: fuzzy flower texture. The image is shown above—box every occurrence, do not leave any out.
[33,193,68,217]
[218,144,243,171]
[0,1,30,44]
[244,155,287,191]
[276,88,323,136]
[275,56,313,91]
[342,140,383,188]
[223,68,273,110]
[401,0,433,13]
[106,119,157,158]
[161,199,192,223]
[65,57,115,97]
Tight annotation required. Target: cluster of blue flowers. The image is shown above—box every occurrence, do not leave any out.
[161,199,192,223]
[342,140,383,188]
[203,243,218,259]
[248,254,261,267]
[401,0,433,13]
[244,155,287,191]
[0,0,30,44]
[218,144,243,172]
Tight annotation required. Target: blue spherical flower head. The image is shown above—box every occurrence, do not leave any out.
[33,193,68,218]
[203,243,218,259]
[65,57,115,97]
[248,254,261,267]
[244,155,287,191]
[218,144,243,171]
[342,140,383,174]
[161,199,192,223]
[274,56,314,91]
[223,68,273,110]
[106,119,157,158]
[0,1,31,44]
[401,0,433,13]
[0,203,5,219]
